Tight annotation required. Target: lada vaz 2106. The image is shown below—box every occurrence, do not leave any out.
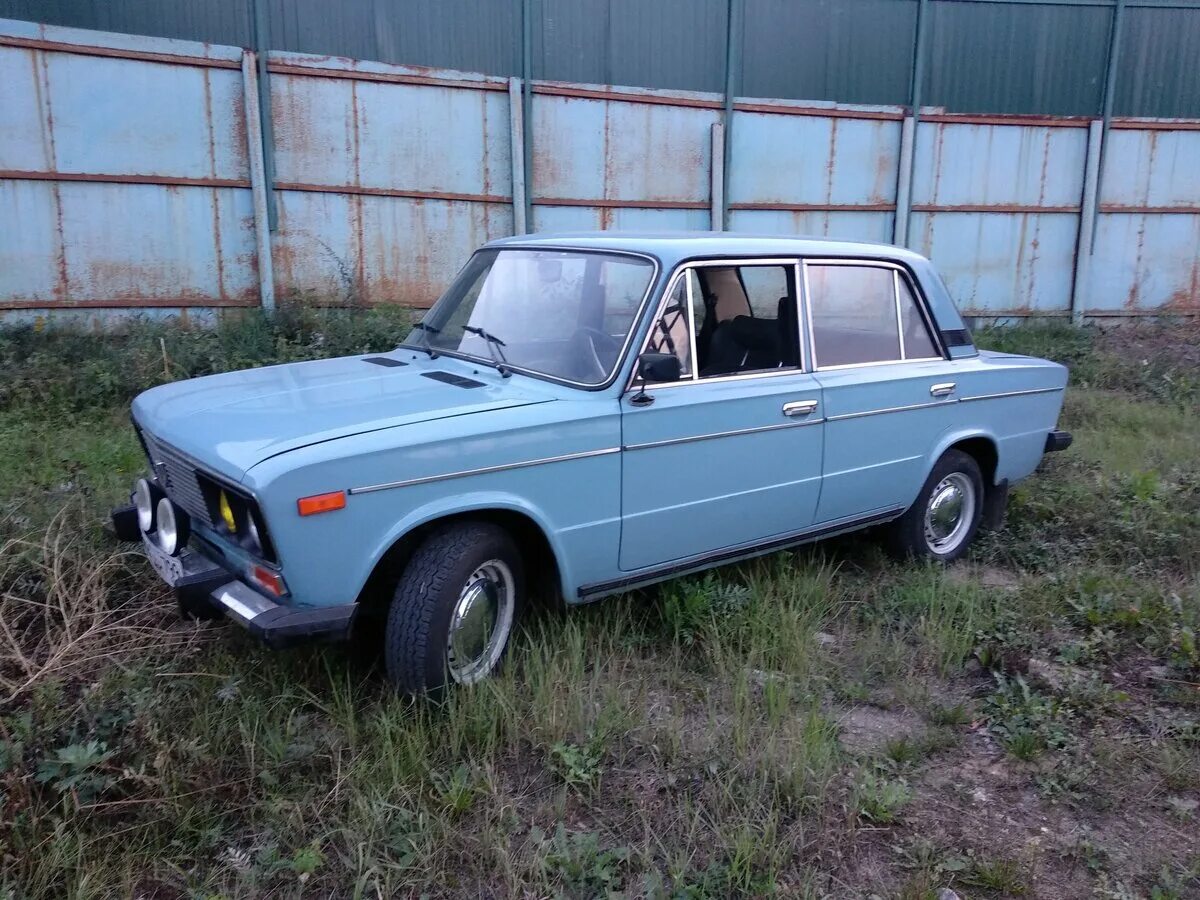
[112,233,1071,693]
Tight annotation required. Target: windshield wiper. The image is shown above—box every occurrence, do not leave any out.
[462,325,511,377]
[403,321,440,359]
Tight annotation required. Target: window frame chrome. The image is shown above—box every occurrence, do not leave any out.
[801,257,947,372]
[626,256,808,392]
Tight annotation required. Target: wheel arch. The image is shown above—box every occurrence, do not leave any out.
[355,495,566,615]
[927,427,1001,488]
[919,428,1005,529]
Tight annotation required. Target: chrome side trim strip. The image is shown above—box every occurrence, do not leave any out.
[348,447,622,495]
[623,417,826,451]
[825,398,956,422]
[959,387,1064,402]
[819,387,1063,423]
[577,505,905,600]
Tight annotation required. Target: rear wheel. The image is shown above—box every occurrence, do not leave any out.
[384,521,523,694]
[886,449,984,562]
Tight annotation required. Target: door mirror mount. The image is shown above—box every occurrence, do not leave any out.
[630,352,682,406]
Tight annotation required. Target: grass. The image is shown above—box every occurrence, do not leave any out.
[1,316,1199,896]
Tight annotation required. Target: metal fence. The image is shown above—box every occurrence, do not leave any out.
[2,17,1198,324]
[5,0,1200,117]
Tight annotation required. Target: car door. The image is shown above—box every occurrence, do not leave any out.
[802,259,963,524]
[619,259,825,572]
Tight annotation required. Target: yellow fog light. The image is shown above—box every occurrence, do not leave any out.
[219,490,237,533]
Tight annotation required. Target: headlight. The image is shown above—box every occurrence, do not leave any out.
[218,490,237,533]
[134,478,161,532]
[155,498,190,556]
[243,513,263,556]
[199,478,275,562]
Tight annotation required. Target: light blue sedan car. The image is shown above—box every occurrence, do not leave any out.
[112,233,1071,692]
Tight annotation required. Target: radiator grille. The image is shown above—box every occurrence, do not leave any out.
[141,431,214,530]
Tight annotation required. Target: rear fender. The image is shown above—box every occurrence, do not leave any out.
[900,426,1002,513]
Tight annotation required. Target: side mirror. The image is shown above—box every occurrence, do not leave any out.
[637,352,682,383]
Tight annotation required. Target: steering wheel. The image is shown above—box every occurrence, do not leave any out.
[571,327,620,382]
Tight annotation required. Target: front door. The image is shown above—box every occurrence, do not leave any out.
[619,259,825,572]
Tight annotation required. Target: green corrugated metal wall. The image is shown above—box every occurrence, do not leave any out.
[5,0,1200,116]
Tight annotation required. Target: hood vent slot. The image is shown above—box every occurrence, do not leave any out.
[422,371,485,388]
[363,356,407,367]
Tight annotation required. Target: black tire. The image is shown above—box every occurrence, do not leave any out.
[384,521,523,694]
[886,449,984,562]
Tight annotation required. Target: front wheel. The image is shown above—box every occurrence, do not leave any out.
[886,449,984,562]
[384,521,523,694]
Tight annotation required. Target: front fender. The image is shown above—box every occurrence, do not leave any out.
[359,491,575,601]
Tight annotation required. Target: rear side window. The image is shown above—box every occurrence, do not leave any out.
[806,263,941,368]
[897,276,939,359]
[807,265,899,367]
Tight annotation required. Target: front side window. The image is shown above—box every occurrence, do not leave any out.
[640,262,801,382]
[406,249,655,386]
[644,269,698,378]
[806,263,941,368]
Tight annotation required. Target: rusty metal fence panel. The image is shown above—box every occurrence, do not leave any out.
[908,120,1090,316]
[2,17,1199,325]
[0,22,258,323]
[727,103,903,242]
[530,88,719,233]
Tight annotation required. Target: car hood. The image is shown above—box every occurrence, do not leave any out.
[131,353,555,481]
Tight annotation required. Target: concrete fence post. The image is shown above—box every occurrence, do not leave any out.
[894,115,916,247]
[241,50,276,311]
[508,77,527,235]
[1071,119,1105,326]
[710,122,725,231]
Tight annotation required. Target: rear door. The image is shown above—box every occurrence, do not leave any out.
[619,259,825,572]
[802,259,962,523]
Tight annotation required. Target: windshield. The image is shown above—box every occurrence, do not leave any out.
[403,249,656,386]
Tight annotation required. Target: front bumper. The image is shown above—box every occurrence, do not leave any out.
[110,503,355,647]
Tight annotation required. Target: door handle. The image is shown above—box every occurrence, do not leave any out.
[930,382,956,398]
[782,400,819,417]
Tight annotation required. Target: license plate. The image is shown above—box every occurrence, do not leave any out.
[142,534,186,585]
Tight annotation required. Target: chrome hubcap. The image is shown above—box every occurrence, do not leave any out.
[924,472,975,554]
[447,559,515,684]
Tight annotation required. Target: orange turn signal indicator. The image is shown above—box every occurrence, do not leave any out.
[297,490,346,517]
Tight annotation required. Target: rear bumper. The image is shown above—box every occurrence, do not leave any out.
[110,504,355,647]
[1045,430,1073,453]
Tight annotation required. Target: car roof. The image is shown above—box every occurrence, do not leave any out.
[482,230,972,351]
[483,231,930,267]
